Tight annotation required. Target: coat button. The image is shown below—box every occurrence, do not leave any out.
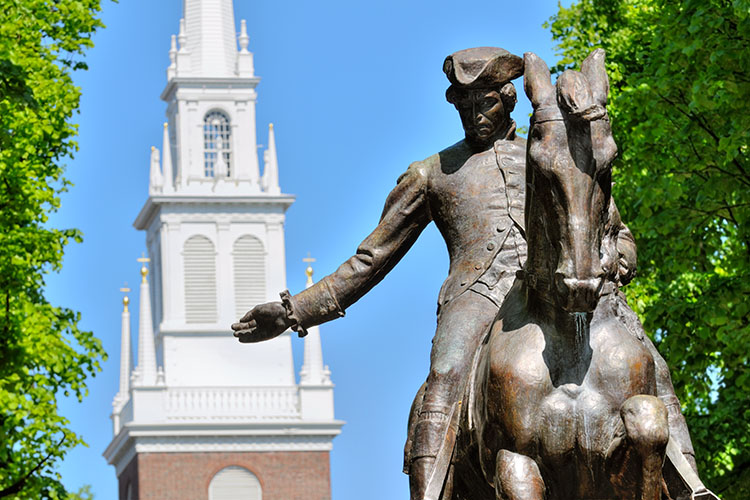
[496,224,506,233]
[460,281,467,286]
[487,241,496,251]
[474,264,482,270]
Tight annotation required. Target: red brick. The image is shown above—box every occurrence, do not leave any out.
[117,451,331,500]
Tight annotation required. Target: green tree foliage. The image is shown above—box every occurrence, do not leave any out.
[0,1,106,497]
[66,485,93,500]
[546,0,750,496]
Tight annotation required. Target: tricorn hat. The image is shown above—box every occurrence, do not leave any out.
[443,47,523,89]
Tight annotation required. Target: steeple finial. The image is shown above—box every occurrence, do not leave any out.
[239,20,249,53]
[177,18,187,52]
[120,284,131,312]
[167,34,177,80]
[236,18,254,76]
[134,255,157,386]
[137,253,150,283]
[303,253,316,288]
[262,123,280,194]
[161,122,174,192]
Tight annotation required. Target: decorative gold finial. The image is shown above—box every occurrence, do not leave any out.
[151,146,156,152]
[303,253,315,286]
[163,122,168,129]
[269,122,274,130]
[120,283,131,312]
[137,253,151,283]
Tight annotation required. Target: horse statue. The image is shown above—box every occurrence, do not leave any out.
[429,50,719,500]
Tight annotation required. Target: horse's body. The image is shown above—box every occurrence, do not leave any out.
[470,288,662,500]
[449,50,670,500]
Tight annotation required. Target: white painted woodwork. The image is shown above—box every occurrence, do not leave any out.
[105,0,342,482]
[233,235,266,318]
[183,235,218,323]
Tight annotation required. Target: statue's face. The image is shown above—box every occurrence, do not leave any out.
[453,89,508,146]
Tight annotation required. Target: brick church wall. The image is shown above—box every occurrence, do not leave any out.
[119,451,331,500]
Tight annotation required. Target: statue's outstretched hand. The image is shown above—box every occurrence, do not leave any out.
[231,302,292,343]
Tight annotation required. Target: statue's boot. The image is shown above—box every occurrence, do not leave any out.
[409,411,449,500]
[410,456,436,500]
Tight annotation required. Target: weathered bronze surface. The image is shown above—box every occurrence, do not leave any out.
[232,47,717,500]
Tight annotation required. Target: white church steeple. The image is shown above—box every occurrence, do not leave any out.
[106,3,342,496]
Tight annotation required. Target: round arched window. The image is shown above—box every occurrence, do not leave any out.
[208,466,262,500]
[203,110,232,177]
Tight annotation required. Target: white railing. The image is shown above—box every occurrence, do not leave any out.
[165,386,300,421]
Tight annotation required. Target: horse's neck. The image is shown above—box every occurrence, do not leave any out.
[522,171,558,302]
[523,283,593,376]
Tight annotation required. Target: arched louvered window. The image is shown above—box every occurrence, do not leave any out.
[183,235,217,323]
[233,235,266,318]
[208,466,262,500]
[203,110,232,178]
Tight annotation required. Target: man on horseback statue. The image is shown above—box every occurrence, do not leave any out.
[231,47,702,500]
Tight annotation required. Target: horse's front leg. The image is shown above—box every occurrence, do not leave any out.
[609,395,669,500]
[494,450,545,500]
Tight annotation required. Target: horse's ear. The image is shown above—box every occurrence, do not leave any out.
[524,52,555,108]
[581,49,609,105]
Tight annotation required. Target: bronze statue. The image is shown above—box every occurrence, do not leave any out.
[440,50,718,500]
[232,47,712,499]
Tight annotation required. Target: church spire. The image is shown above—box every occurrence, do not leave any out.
[133,255,158,386]
[262,123,281,195]
[181,0,238,77]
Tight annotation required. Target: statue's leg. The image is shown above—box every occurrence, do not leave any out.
[409,291,498,500]
[610,395,669,500]
[494,450,545,500]
[405,381,428,474]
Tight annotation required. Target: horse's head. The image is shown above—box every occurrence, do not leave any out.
[523,49,619,313]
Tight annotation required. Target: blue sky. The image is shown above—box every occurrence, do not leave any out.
[48,1,565,498]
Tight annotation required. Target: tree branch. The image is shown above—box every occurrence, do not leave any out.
[0,433,66,498]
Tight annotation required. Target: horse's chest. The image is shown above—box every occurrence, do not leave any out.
[488,321,655,460]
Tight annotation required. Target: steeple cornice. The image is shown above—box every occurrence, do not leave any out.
[160,76,260,102]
